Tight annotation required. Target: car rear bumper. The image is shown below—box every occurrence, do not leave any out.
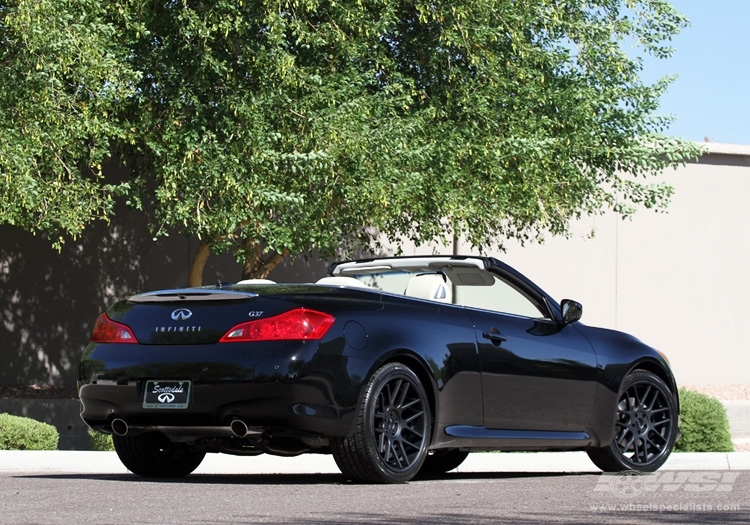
[78,340,372,439]
[79,380,355,437]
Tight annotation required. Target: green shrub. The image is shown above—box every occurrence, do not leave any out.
[0,413,59,450]
[88,429,114,451]
[675,388,734,452]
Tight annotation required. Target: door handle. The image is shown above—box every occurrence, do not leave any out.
[482,329,507,345]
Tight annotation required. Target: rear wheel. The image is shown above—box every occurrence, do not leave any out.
[113,433,205,477]
[331,362,431,483]
[587,370,678,472]
[419,449,470,474]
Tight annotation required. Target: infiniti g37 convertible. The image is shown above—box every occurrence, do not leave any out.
[78,255,680,483]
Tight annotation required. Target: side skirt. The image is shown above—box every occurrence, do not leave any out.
[437,425,594,450]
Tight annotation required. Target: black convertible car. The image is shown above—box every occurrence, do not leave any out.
[78,255,680,483]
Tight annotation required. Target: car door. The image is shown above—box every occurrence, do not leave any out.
[455,273,598,433]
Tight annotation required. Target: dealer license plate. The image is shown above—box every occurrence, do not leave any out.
[143,380,191,409]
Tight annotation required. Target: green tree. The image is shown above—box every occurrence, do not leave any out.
[0,0,138,245]
[1,1,702,283]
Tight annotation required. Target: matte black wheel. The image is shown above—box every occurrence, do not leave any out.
[587,370,678,472]
[331,363,431,483]
[113,433,206,477]
[419,449,470,474]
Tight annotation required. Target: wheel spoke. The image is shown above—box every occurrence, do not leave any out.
[633,438,645,462]
[376,390,387,412]
[388,379,403,407]
[631,387,642,409]
[376,429,387,452]
[645,387,660,411]
[404,410,425,426]
[648,431,667,446]
[396,441,409,466]
[400,437,421,452]
[617,430,635,452]
[639,385,652,409]
[396,381,410,408]
[385,439,400,465]
[402,428,424,443]
[400,397,420,411]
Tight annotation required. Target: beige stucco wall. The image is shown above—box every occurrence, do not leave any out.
[397,143,750,386]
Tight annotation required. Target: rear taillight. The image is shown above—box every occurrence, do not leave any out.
[90,313,138,344]
[219,308,335,342]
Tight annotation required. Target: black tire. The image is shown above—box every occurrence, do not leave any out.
[587,370,678,472]
[419,449,470,474]
[331,362,432,483]
[113,433,206,477]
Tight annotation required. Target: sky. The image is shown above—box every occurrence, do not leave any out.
[639,0,750,145]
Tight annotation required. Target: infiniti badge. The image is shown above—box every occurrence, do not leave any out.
[171,308,193,321]
[157,393,176,403]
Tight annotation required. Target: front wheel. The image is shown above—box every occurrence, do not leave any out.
[113,433,206,477]
[587,370,678,472]
[331,362,432,483]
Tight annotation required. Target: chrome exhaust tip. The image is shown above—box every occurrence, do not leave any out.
[111,418,129,437]
[230,419,249,438]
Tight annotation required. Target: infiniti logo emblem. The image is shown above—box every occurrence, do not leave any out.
[157,393,176,403]
[171,308,193,321]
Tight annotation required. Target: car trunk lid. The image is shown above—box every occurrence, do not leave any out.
[108,289,288,345]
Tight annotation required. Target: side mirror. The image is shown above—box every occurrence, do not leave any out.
[561,299,583,324]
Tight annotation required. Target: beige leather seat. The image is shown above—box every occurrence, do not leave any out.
[404,273,452,303]
[316,276,371,288]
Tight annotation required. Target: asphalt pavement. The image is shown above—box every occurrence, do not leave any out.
[1,450,749,475]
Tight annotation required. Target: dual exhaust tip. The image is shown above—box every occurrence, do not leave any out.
[111,418,253,438]
[230,419,250,438]
[111,418,129,437]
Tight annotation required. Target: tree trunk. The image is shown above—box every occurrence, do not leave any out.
[188,241,211,287]
[241,238,290,280]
